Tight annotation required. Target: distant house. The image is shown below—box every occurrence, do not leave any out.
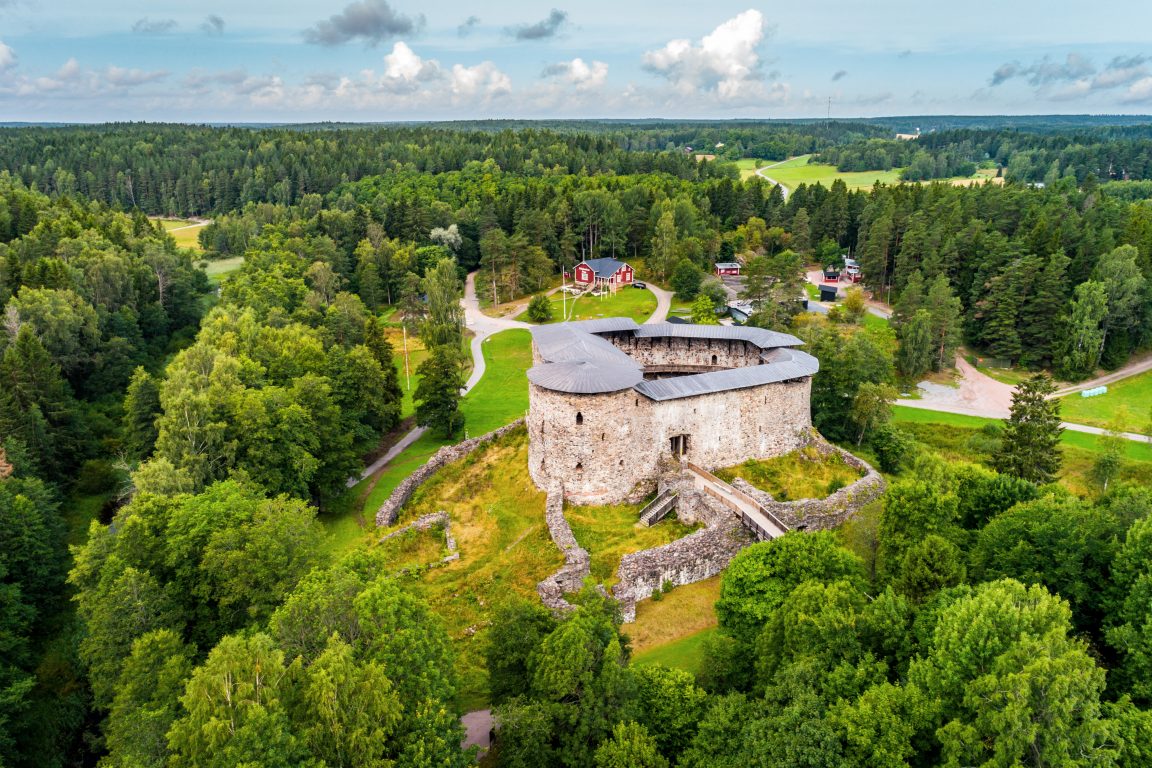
[727,300,754,323]
[574,257,634,288]
[715,262,742,276]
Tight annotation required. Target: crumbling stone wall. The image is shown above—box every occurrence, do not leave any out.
[613,489,754,622]
[728,440,886,531]
[378,511,460,564]
[375,420,525,527]
[528,375,812,505]
[536,488,591,611]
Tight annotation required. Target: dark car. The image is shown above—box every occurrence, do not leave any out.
[633,281,647,289]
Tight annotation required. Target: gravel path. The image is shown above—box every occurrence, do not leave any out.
[645,282,673,324]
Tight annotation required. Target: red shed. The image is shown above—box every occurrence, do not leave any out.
[715,262,742,276]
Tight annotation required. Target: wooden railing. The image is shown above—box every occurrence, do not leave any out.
[686,462,791,538]
[638,488,678,526]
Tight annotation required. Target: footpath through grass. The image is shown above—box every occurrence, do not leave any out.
[516,287,656,324]
[1060,368,1152,434]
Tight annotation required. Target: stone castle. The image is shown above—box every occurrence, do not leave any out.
[526,318,820,503]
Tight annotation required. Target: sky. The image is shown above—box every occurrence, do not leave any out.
[1,0,1151,122]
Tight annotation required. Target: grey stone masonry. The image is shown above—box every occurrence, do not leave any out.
[378,511,460,564]
[728,439,886,531]
[536,487,591,611]
[375,419,525,527]
[613,487,754,622]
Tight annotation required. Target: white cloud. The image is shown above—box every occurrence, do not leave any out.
[382,41,441,91]
[105,66,169,87]
[643,9,769,100]
[1124,76,1152,103]
[542,58,608,91]
[0,41,15,73]
[449,61,510,100]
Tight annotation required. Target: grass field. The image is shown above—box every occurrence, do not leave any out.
[747,155,994,194]
[355,329,533,520]
[201,255,244,284]
[630,575,722,674]
[566,504,699,584]
[158,218,209,251]
[715,447,864,501]
[758,155,904,191]
[516,287,656,324]
[1060,369,1152,434]
[387,430,560,710]
[892,405,1152,496]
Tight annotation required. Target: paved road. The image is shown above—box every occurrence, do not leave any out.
[347,272,529,487]
[1052,351,1152,397]
[645,282,673,323]
[755,158,793,201]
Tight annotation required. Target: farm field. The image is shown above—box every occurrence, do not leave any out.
[157,217,209,250]
[748,155,997,193]
[1059,369,1152,433]
[515,285,657,324]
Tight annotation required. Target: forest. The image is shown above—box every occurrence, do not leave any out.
[2,120,1152,766]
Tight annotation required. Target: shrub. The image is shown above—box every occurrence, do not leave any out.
[526,294,553,323]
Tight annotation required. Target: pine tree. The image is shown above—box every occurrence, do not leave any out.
[926,274,963,371]
[122,366,161,459]
[897,309,934,380]
[993,374,1063,483]
[1018,251,1070,368]
[415,344,465,439]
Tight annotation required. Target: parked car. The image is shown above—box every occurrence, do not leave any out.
[633,281,647,289]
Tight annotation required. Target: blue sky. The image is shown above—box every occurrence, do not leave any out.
[1,0,1151,121]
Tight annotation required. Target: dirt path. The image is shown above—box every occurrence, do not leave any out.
[896,356,1015,419]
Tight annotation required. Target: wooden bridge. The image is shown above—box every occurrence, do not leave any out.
[684,462,789,541]
[637,488,678,526]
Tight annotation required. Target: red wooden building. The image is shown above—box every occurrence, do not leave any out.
[574,258,634,288]
[715,262,742,276]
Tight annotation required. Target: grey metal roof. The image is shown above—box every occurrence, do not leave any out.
[566,317,641,334]
[528,359,644,394]
[581,257,630,278]
[530,324,636,367]
[634,350,819,401]
[633,323,803,350]
[529,322,642,394]
[715,262,742,268]
[528,317,816,398]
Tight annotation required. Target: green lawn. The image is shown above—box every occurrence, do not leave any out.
[892,405,1152,497]
[759,155,904,191]
[1060,369,1152,433]
[735,158,761,180]
[632,627,716,675]
[357,329,533,520]
[516,287,656,324]
[201,256,244,284]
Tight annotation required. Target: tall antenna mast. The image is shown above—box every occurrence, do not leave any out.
[827,96,831,124]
